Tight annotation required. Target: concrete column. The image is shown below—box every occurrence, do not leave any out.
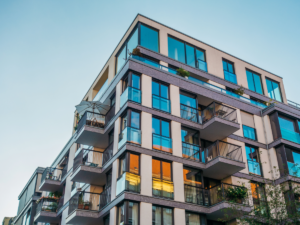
[254,115,266,144]
[67,143,77,171]
[172,162,184,202]
[233,108,243,136]
[141,74,152,108]
[115,80,122,113]
[111,160,119,200]
[141,112,152,149]
[109,206,117,225]
[170,85,180,117]
[263,115,274,143]
[159,29,168,56]
[64,176,72,204]
[174,208,185,225]
[60,207,69,225]
[140,202,152,225]
[141,154,152,196]
[113,118,120,155]
[171,121,182,157]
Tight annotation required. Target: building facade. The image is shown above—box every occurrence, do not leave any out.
[12,14,300,225]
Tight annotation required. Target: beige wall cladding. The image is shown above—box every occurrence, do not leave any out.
[140,202,152,225]
[263,115,274,143]
[113,118,120,155]
[141,112,152,149]
[109,206,117,225]
[233,109,243,136]
[231,176,250,188]
[68,143,77,171]
[269,147,280,179]
[171,121,182,157]
[170,85,180,117]
[141,74,152,108]
[111,160,119,200]
[35,174,42,192]
[207,80,226,89]
[60,206,69,225]
[174,208,185,225]
[115,81,122,113]
[172,162,184,202]
[254,115,266,144]
[259,148,272,180]
[141,154,152,196]
[241,111,255,128]
[64,176,72,204]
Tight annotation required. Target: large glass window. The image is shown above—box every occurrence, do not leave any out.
[119,153,140,176]
[140,24,159,52]
[186,212,201,225]
[117,201,139,225]
[246,146,261,176]
[120,73,141,107]
[251,182,267,215]
[152,205,173,225]
[223,59,237,84]
[119,110,141,147]
[243,125,257,140]
[246,70,263,95]
[266,78,282,102]
[182,127,200,161]
[180,92,198,123]
[152,81,170,113]
[152,159,172,181]
[168,36,207,71]
[152,118,172,152]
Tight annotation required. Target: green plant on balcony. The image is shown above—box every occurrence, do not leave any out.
[217,185,247,203]
[262,99,278,106]
[176,67,190,78]
[84,201,91,210]
[49,202,58,212]
[129,47,142,57]
[234,85,245,96]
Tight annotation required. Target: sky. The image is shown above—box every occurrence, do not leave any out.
[0,0,300,220]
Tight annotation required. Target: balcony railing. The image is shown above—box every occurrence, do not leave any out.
[41,168,63,184]
[36,197,59,215]
[287,100,300,109]
[280,128,300,144]
[118,127,141,149]
[77,111,105,132]
[69,191,101,214]
[152,95,171,113]
[99,186,111,210]
[180,104,200,123]
[57,196,64,213]
[152,178,174,199]
[224,71,237,84]
[247,160,262,176]
[131,55,267,108]
[184,183,249,206]
[197,59,208,72]
[202,102,237,124]
[120,87,141,108]
[73,149,102,172]
[182,142,200,161]
[152,134,172,153]
[105,104,115,124]
[102,141,114,166]
[116,172,140,196]
[204,140,242,163]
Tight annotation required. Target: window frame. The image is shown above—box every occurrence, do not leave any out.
[120,109,141,132]
[116,200,140,225]
[122,71,142,93]
[242,125,257,141]
[222,58,235,74]
[152,79,170,100]
[246,69,264,95]
[152,158,173,182]
[265,77,283,102]
[152,205,174,225]
[251,182,268,214]
[118,152,140,178]
[152,116,172,138]
[138,22,160,53]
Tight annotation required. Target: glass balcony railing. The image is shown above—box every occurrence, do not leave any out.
[120,87,141,108]
[247,160,262,176]
[288,162,300,178]
[118,127,141,149]
[152,95,171,113]
[184,184,209,206]
[102,141,114,166]
[152,134,172,153]
[182,142,200,161]
[224,71,237,84]
[131,55,267,108]
[180,104,201,123]
[197,59,208,72]
[281,128,300,144]
[152,178,174,199]
[116,172,140,196]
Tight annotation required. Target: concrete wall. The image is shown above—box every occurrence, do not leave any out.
[140,202,152,225]
[141,74,152,108]
[141,112,152,149]
[140,154,152,196]
[172,162,184,202]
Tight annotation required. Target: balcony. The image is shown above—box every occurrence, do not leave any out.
[99,186,111,210]
[180,104,200,123]
[66,191,101,225]
[152,178,174,199]
[152,134,172,153]
[39,168,64,192]
[34,197,60,223]
[71,149,106,186]
[203,141,245,179]
[120,87,141,108]
[184,184,209,206]
[152,95,171,113]
[248,160,262,176]
[118,127,141,149]
[182,142,200,161]
[224,71,237,84]
[102,141,114,166]
[116,172,140,196]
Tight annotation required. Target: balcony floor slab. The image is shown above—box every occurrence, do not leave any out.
[70,165,106,186]
[34,211,59,223]
[66,209,100,225]
[39,179,62,192]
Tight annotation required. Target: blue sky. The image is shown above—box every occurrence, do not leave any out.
[0,0,300,220]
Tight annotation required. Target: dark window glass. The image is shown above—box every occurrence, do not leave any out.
[117,201,138,225]
[109,130,114,144]
[152,81,160,96]
[152,118,160,135]
[292,151,300,165]
[186,44,196,67]
[140,24,159,52]
[152,159,161,179]
[180,93,197,108]
[152,81,169,99]
[181,127,199,145]
[123,76,129,92]
[111,95,116,106]
[168,36,185,63]
[131,111,140,129]
[266,78,282,102]
[243,125,257,140]
[183,167,202,186]
[132,74,140,90]
[152,206,173,225]
[186,212,201,225]
[104,216,110,225]
[121,113,128,130]
[161,121,170,137]
[196,48,205,62]
[246,70,263,95]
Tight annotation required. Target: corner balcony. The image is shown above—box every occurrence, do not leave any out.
[71,148,108,186]
[203,141,245,179]
[118,127,141,149]
[39,167,65,192]
[34,197,60,223]
[116,172,141,196]
[152,134,172,153]
[120,86,141,109]
[180,102,240,142]
[75,106,115,148]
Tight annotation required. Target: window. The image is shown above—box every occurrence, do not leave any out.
[119,153,140,176]
[108,129,114,145]
[152,205,173,225]
[121,110,141,130]
[152,159,172,181]
[183,167,202,187]
[278,116,300,144]
[241,111,256,140]
[152,118,172,153]
[152,159,173,198]
[117,201,139,225]
[223,59,237,84]
[243,125,257,140]
[251,182,267,215]
[120,72,141,107]
[181,127,200,161]
[246,146,262,176]
[180,92,199,123]
[246,70,263,95]
[285,147,300,177]
[266,78,282,102]
[103,215,110,225]
[186,212,202,225]
[168,36,207,72]
[152,80,170,112]
[140,24,159,52]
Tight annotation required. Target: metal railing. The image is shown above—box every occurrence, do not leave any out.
[68,191,101,214]
[41,168,63,185]
[57,196,64,213]
[152,134,172,153]
[36,197,59,215]
[73,149,102,172]
[77,111,105,132]
[99,186,111,210]
[152,178,174,199]
[184,183,249,206]
[202,102,237,124]
[204,140,242,163]
[288,100,300,109]
[116,172,140,196]
[224,70,237,84]
[182,142,200,161]
[105,104,115,124]
[102,141,114,166]
[152,95,171,113]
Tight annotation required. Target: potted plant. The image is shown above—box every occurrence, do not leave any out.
[176,67,190,79]
[78,195,84,209]
[84,201,90,210]
[129,47,142,57]
[233,86,245,96]
[225,186,247,203]
[49,202,58,212]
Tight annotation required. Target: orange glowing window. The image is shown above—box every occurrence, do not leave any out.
[162,162,171,181]
[129,154,139,174]
[251,183,258,199]
[152,159,161,179]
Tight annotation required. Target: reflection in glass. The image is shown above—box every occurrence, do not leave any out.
[168,36,185,63]
[266,78,282,102]
[140,24,159,52]
[117,47,126,74]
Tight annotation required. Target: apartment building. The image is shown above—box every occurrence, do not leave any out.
[12,14,300,225]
